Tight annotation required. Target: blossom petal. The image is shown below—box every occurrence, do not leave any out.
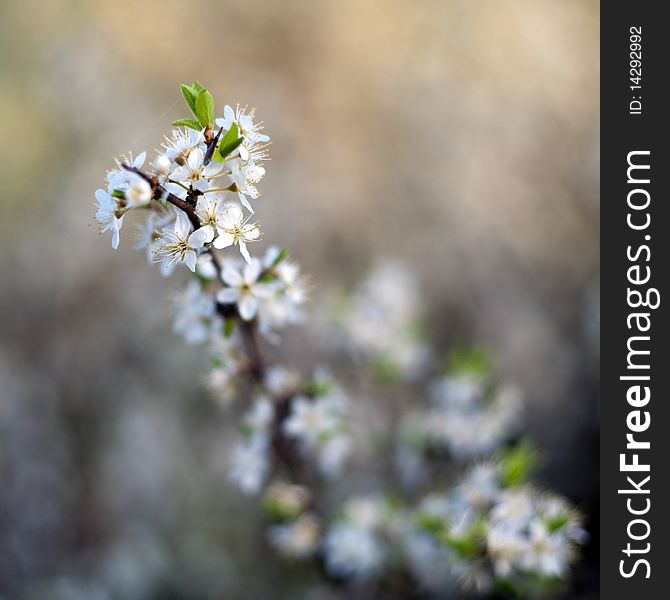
[202,162,224,178]
[238,294,259,320]
[134,151,147,168]
[238,194,254,213]
[174,211,191,238]
[216,287,238,304]
[170,166,190,182]
[111,217,124,249]
[189,227,210,248]
[222,263,243,287]
[188,148,204,171]
[213,232,234,249]
[243,258,262,283]
[239,241,252,264]
[184,250,197,272]
[95,188,112,209]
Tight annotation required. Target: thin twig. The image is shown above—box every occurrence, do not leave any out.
[121,163,201,229]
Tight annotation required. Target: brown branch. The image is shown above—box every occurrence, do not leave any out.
[239,319,265,383]
[121,163,201,230]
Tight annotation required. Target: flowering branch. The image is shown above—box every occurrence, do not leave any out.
[94,81,587,598]
[120,163,201,230]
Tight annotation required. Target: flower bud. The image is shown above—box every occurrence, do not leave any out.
[154,154,172,176]
[126,175,152,207]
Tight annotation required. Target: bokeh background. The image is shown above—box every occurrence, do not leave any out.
[0,0,599,598]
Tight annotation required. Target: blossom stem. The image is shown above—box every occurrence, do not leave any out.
[239,319,265,382]
[121,163,201,230]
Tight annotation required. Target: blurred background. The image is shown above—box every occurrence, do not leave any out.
[0,0,598,598]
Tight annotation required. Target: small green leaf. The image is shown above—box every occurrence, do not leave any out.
[172,118,202,131]
[546,512,570,533]
[217,122,244,160]
[111,189,125,199]
[195,89,215,128]
[499,441,539,488]
[416,512,445,535]
[223,319,236,338]
[239,423,253,438]
[372,355,402,385]
[272,248,288,267]
[192,81,206,94]
[180,84,198,116]
[446,346,492,379]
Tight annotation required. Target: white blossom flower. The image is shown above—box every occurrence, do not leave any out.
[486,488,585,580]
[322,522,385,581]
[212,203,260,262]
[106,151,146,188]
[268,514,320,558]
[95,189,124,249]
[282,388,352,476]
[228,436,269,495]
[162,128,204,163]
[244,397,274,432]
[216,258,272,320]
[283,396,339,446]
[227,159,261,213]
[340,262,429,378]
[427,378,523,459]
[153,211,209,273]
[125,173,153,208]
[172,281,216,345]
[136,211,174,265]
[195,253,218,279]
[194,194,226,243]
[216,104,270,156]
[153,153,172,177]
[264,365,301,397]
[170,147,223,192]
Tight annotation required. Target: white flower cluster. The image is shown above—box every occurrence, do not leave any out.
[313,457,585,595]
[167,246,307,404]
[487,488,587,580]
[228,397,274,494]
[336,262,430,379]
[396,368,523,481]
[95,83,587,598]
[226,369,352,495]
[427,373,523,459]
[406,463,585,596]
[322,496,391,582]
[264,481,321,559]
[282,370,352,477]
[95,82,270,271]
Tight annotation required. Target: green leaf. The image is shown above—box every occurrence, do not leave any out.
[223,319,236,338]
[195,89,215,128]
[272,248,288,267]
[180,84,198,116]
[372,355,402,385]
[192,81,206,94]
[301,377,332,398]
[172,118,202,131]
[416,512,445,535]
[446,346,492,379]
[499,440,539,488]
[217,122,244,160]
[111,189,125,199]
[546,512,570,533]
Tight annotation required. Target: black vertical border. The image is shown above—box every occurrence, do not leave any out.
[602,1,669,597]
